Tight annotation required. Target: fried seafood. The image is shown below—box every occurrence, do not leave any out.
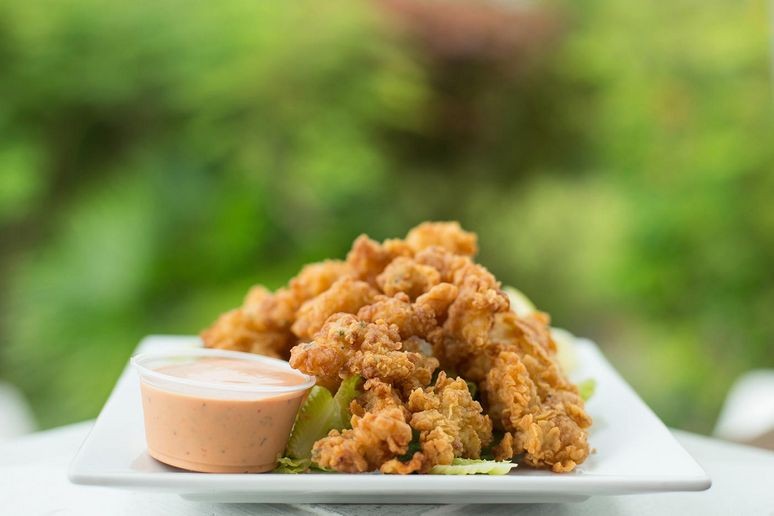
[315,373,492,474]
[312,379,413,472]
[478,312,592,472]
[202,221,591,473]
[200,286,293,358]
[291,277,378,341]
[376,256,441,299]
[346,235,412,286]
[405,221,478,256]
[402,372,493,472]
[201,260,353,359]
[289,313,438,394]
[313,406,414,473]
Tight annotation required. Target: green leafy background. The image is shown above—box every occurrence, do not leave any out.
[0,0,771,433]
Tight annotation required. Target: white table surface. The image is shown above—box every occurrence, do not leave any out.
[1,421,772,516]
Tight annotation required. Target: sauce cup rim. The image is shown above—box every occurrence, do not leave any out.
[131,347,316,394]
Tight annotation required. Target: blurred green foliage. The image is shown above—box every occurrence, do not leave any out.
[0,0,771,432]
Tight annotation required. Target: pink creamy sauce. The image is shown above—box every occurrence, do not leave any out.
[140,358,309,473]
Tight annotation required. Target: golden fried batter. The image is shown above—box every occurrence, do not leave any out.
[288,260,354,300]
[481,312,592,472]
[376,256,441,299]
[201,260,353,358]
[405,221,478,256]
[320,373,492,475]
[289,313,438,393]
[415,282,458,322]
[402,372,492,472]
[200,308,286,358]
[357,293,438,341]
[350,379,408,418]
[202,221,592,474]
[291,277,378,341]
[312,406,413,473]
[313,379,413,472]
[492,432,515,462]
[414,246,472,284]
[201,286,294,358]
[346,235,412,286]
[444,266,510,351]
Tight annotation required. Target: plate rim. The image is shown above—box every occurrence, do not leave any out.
[68,335,712,499]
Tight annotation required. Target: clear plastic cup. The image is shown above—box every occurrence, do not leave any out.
[132,348,315,473]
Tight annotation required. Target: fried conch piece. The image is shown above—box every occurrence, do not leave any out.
[346,222,476,287]
[376,256,441,299]
[346,235,413,286]
[288,260,354,301]
[356,283,457,341]
[200,308,285,358]
[411,247,510,368]
[291,277,378,341]
[481,312,591,473]
[350,379,409,418]
[313,380,413,473]
[201,260,352,358]
[312,408,413,473]
[319,373,492,475]
[204,221,593,473]
[201,285,295,358]
[444,265,510,351]
[289,313,439,393]
[405,221,478,256]
[380,372,492,474]
[414,246,472,284]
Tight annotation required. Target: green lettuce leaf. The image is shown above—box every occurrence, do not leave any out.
[274,456,311,474]
[430,458,516,475]
[578,378,596,402]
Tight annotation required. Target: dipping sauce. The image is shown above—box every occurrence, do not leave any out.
[133,350,314,473]
[155,358,307,387]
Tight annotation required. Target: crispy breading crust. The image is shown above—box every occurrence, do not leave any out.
[402,372,493,473]
[201,261,353,359]
[480,312,592,472]
[376,256,441,299]
[201,221,591,473]
[312,406,413,473]
[291,277,378,341]
[315,373,492,474]
[289,314,439,394]
[406,221,479,256]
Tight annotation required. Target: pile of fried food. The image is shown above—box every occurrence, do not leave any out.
[202,222,591,474]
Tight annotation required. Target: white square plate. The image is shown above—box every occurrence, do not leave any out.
[69,335,710,504]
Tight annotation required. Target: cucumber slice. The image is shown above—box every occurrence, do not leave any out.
[285,376,363,459]
[333,375,362,429]
[285,386,338,459]
[430,458,516,475]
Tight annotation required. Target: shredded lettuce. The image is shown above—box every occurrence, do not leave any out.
[274,456,311,474]
[284,375,363,460]
[577,378,596,402]
[430,458,516,475]
[397,430,422,462]
[465,380,478,399]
